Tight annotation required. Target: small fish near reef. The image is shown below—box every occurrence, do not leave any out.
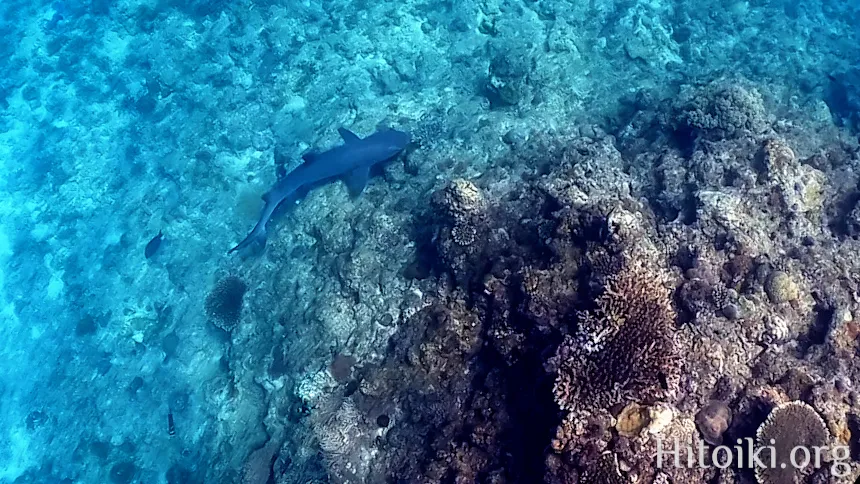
[229,126,411,254]
[167,408,176,437]
[145,230,164,259]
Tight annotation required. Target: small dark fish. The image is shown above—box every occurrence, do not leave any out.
[167,409,175,437]
[45,1,70,31]
[657,371,669,390]
[145,230,164,259]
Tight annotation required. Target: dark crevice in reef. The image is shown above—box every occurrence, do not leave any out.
[798,295,835,355]
[825,70,860,133]
[670,124,699,158]
[826,184,860,238]
[494,347,560,479]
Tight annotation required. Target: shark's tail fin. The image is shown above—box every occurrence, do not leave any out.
[228,224,267,255]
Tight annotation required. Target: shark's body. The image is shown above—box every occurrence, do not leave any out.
[229,127,411,254]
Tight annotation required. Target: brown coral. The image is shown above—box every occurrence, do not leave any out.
[679,82,769,138]
[764,270,799,304]
[615,402,650,438]
[550,258,680,411]
[755,401,830,484]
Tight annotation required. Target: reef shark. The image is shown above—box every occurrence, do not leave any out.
[229,127,411,254]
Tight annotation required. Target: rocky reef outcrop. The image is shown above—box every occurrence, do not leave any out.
[276,79,860,483]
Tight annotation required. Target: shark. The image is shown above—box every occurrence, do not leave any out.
[229,126,411,254]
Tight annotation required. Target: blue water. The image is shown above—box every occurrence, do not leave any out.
[0,0,858,482]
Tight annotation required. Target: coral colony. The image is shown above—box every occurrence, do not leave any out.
[3,0,860,483]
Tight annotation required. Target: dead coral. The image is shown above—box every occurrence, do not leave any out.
[519,264,580,334]
[205,275,247,332]
[549,257,680,411]
[761,138,826,218]
[329,354,356,384]
[430,178,494,283]
[352,297,504,482]
[240,439,279,484]
[762,137,797,179]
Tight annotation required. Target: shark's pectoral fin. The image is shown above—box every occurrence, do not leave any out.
[302,151,320,163]
[344,167,370,197]
[338,127,362,144]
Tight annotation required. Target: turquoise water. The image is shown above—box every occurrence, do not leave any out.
[1,0,859,483]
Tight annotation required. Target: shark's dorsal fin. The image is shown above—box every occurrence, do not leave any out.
[338,127,361,144]
[344,167,370,197]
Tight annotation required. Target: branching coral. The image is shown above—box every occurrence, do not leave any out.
[549,257,680,411]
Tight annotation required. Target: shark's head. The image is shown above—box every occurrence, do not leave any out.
[379,129,411,158]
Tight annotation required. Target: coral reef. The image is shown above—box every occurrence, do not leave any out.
[4,0,860,481]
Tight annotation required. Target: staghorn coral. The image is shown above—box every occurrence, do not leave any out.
[205,275,247,332]
[755,401,830,484]
[549,257,680,411]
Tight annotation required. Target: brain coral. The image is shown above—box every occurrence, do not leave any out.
[550,258,680,411]
[764,270,799,304]
[755,401,830,484]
